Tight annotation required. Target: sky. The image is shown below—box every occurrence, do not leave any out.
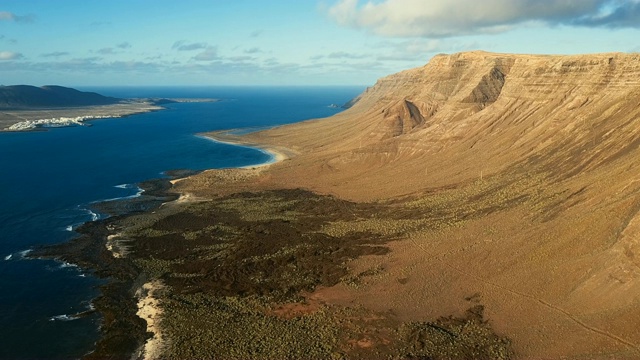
[0,0,639,86]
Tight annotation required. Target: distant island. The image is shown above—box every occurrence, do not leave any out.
[0,85,218,131]
[0,85,122,109]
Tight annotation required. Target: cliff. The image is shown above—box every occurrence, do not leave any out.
[239,51,640,199]
[175,51,640,358]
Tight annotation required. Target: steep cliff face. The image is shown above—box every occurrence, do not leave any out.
[277,51,640,193]
[187,51,640,358]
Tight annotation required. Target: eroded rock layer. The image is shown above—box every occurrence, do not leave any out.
[169,51,640,358]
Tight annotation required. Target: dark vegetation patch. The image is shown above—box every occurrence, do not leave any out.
[124,188,513,359]
[399,305,513,360]
[130,189,391,300]
[35,184,518,359]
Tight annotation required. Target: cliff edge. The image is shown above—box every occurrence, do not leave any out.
[175,51,640,359]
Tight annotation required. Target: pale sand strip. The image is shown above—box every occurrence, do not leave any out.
[168,132,290,187]
[135,281,166,360]
[105,233,129,258]
[196,132,293,169]
[166,131,293,203]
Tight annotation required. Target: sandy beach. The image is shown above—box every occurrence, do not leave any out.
[136,281,166,360]
[201,130,296,168]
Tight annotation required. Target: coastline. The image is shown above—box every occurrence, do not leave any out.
[133,137,289,360]
[0,101,164,131]
[29,178,180,360]
[14,52,640,358]
[30,133,290,359]
[0,98,219,131]
[21,97,515,358]
[199,130,295,169]
[71,129,511,359]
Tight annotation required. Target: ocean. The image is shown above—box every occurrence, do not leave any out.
[0,86,363,359]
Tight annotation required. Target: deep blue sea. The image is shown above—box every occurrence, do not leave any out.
[0,86,363,359]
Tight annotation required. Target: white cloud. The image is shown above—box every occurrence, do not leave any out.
[327,0,640,37]
[0,12,12,21]
[575,1,640,28]
[172,41,209,51]
[192,46,219,61]
[0,11,34,23]
[0,51,23,60]
[97,48,115,55]
[327,51,368,59]
[41,51,70,58]
[244,47,262,54]
[374,38,477,61]
[228,56,256,62]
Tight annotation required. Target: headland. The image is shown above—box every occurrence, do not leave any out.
[0,84,218,131]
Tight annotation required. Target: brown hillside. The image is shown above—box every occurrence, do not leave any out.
[176,51,640,358]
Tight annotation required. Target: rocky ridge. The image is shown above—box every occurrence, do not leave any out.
[171,51,640,358]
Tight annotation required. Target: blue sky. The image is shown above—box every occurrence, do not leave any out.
[0,0,639,86]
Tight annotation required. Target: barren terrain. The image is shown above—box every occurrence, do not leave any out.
[167,51,640,358]
[61,51,640,359]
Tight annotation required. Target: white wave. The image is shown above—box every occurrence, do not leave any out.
[80,208,100,221]
[49,314,78,322]
[114,183,133,189]
[65,225,74,231]
[6,115,118,131]
[99,186,144,202]
[78,273,86,277]
[129,187,144,198]
[3,249,32,260]
[59,261,78,269]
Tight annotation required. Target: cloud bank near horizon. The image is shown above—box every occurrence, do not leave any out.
[328,0,640,37]
[0,11,34,23]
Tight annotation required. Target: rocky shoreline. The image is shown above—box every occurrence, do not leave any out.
[29,178,179,359]
[31,166,514,359]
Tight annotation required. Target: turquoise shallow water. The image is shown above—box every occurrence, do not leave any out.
[0,86,363,358]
